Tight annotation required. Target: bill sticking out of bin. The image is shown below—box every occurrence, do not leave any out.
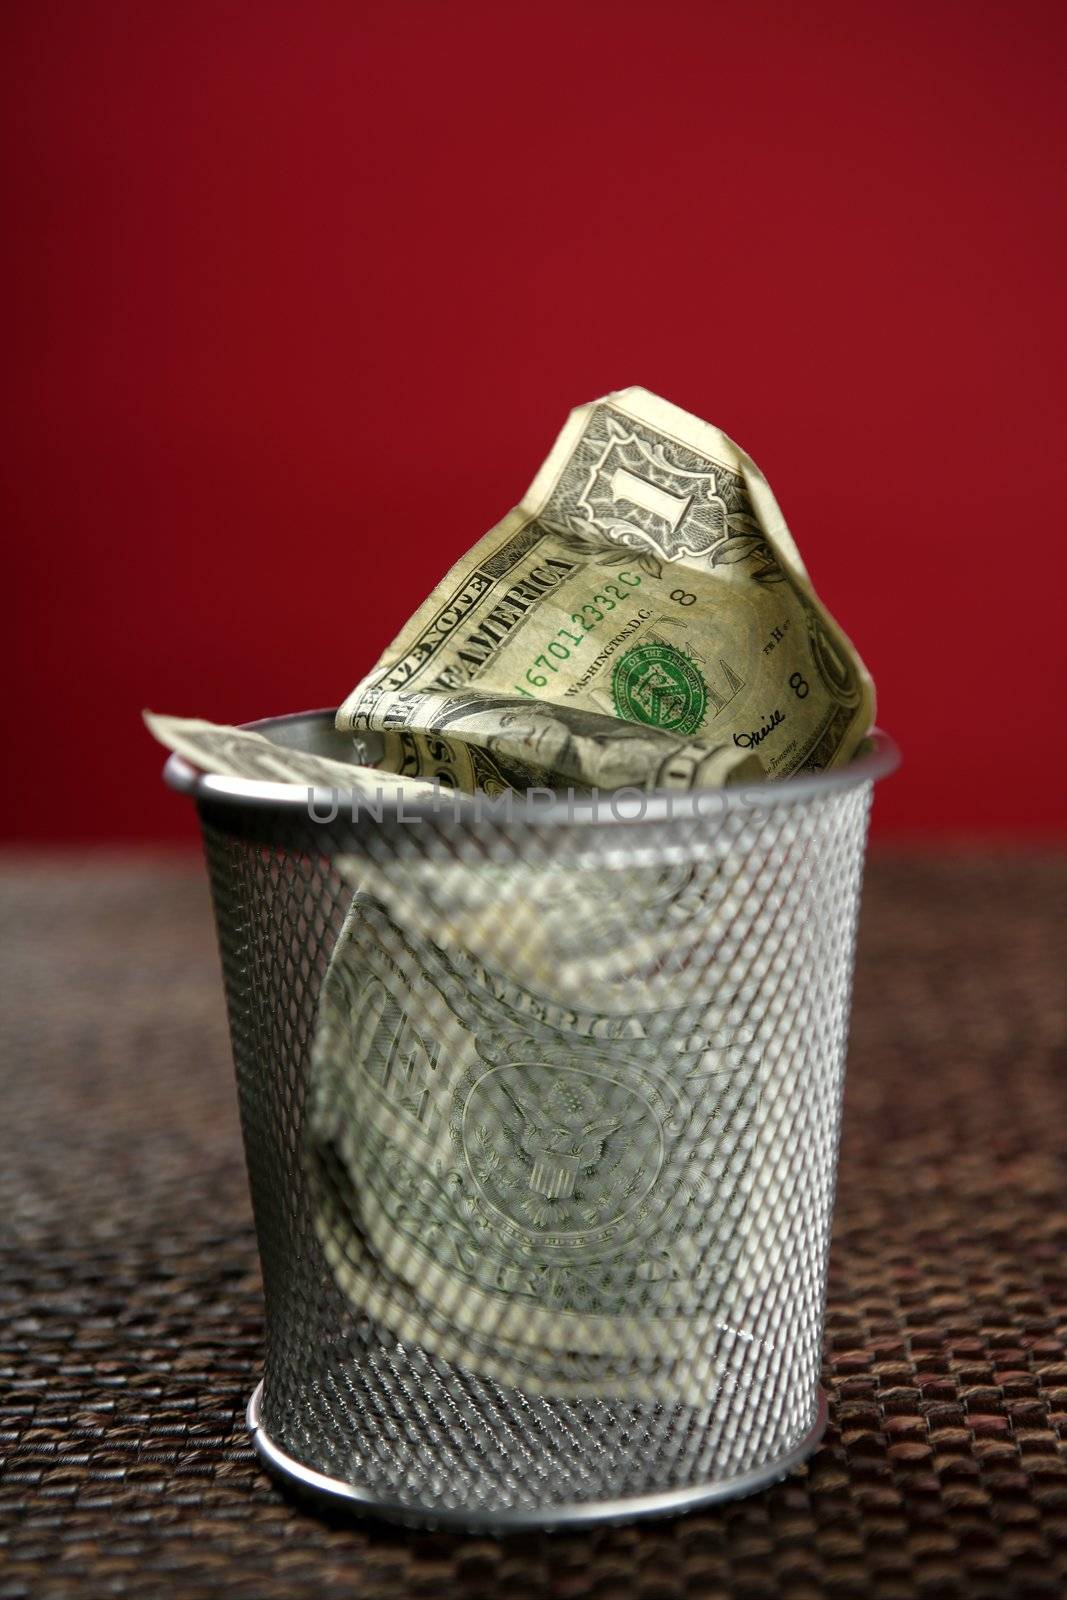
[152,388,897,1528]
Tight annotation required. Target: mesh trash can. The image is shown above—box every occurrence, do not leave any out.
[164,710,898,1530]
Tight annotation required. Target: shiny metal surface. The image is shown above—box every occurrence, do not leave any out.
[246,1381,829,1531]
[180,711,895,1527]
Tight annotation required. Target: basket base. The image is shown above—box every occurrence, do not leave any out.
[246,1380,828,1532]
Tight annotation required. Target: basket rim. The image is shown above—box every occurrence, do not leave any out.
[163,708,900,826]
[245,1379,829,1531]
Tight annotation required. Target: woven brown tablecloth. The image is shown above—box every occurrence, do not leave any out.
[1,851,1065,1599]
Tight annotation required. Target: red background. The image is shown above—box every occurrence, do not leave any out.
[4,0,1066,843]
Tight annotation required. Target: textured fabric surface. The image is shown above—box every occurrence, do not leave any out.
[0,852,1065,1599]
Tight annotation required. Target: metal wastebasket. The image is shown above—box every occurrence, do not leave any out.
[164,710,898,1530]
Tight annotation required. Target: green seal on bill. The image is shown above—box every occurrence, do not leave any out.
[611,642,708,735]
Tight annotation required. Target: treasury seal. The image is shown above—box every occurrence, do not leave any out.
[611,642,708,735]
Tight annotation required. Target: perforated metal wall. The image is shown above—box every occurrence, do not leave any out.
[199,776,873,1527]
